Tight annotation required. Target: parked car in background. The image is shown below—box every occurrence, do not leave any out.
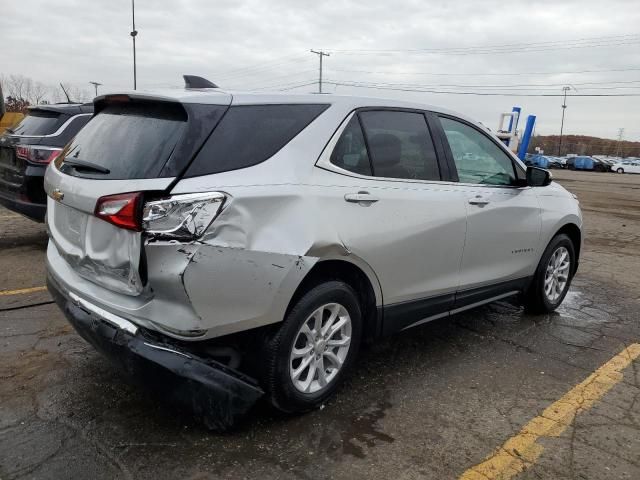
[546,156,565,169]
[566,156,608,172]
[611,160,640,174]
[45,87,582,429]
[525,155,565,169]
[0,103,93,221]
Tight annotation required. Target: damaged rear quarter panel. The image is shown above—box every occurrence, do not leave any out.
[171,181,387,338]
[183,247,316,337]
[178,184,327,337]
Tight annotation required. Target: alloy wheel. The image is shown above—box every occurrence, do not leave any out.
[289,303,352,394]
[544,246,571,303]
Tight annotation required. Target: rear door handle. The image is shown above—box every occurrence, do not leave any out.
[345,191,379,204]
[468,195,490,206]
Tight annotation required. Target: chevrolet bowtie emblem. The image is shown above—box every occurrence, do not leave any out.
[52,188,64,202]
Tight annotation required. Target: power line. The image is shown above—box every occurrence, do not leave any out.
[249,79,319,92]
[327,34,640,55]
[324,80,640,96]
[329,33,640,52]
[280,81,321,91]
[323,78,640,90]
[213,54,311,81]
[228,69,317,90]
[326,67,640,77]
[334,40,640,57]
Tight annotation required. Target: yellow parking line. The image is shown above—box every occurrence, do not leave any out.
[0,286,47,296]
[459,343,640,480]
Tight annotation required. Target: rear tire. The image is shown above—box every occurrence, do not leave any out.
[261,281,362,413]
[617,168,624,174]
[524,234,575,314]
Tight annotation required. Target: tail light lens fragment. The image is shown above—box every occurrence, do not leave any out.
[142,192,226,240]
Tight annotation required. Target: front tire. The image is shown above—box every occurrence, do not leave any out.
[617,168,624,174]
[524,234,575,313]
[261,281,362,413]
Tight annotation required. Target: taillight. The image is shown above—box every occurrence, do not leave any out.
[16,145,63,164]
[95,192,143,231]
[94,191,226,236]
[142,192,226,240]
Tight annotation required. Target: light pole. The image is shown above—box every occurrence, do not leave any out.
[558,86,571,156]
[131,0,138,90]
[89,81,102,97]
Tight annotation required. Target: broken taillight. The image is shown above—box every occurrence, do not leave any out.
[95,192,144,231]
[94,191,226,238]
[142,192,226,240]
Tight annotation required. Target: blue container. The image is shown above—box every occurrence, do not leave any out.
[574,156,594,170]
[526,154,549,168]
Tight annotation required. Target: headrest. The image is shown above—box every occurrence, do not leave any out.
[369,133,401,166]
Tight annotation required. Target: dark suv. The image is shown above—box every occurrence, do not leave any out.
[0,103,93,221]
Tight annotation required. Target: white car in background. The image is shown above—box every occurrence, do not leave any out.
[612,160,640,174]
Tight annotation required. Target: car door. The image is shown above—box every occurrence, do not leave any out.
[313,109,467,334]
[435,115,541,308]
[631,161,640,174]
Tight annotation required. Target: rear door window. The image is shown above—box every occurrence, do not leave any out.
[359,111,440,181]
[330,116,372,176]
[186,104,329,177]
[10,110,69,136]
[60,102,187,179]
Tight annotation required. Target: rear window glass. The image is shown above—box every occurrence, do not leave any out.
[60,102,186,179]
[186,104,329,177]
[10,110,68,136]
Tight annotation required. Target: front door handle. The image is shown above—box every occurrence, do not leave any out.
[345,191,379,204]
[468,195,490,206]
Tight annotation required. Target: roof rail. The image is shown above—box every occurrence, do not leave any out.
[183,75,218,89]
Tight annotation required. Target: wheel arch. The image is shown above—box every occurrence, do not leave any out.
[286,258,382,340]
[554,223,582,274]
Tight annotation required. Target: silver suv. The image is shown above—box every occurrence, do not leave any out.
[45,84,582,429]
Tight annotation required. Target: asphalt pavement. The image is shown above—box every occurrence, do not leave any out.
[1,170,639,479]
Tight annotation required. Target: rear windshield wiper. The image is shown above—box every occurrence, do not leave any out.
[62,158,110,174]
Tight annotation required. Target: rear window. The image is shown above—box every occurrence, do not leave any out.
[60,102,187,179]
[11,110,68,136]
[186,104,329,177]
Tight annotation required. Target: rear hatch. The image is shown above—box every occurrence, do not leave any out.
[0,109,70,200]
[45,93,231,295]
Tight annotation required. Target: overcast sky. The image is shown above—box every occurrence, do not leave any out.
[2,0,640,141]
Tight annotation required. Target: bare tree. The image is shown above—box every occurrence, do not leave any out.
[0,74,50,105]
[31,81,48,105]
[2,73,91,106]
[54,83,91,103]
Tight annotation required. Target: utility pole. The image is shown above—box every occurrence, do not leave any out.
[310,50,330,94]
[89,81,102,97]
[558,86,570,156]
[131,0,138,90]
[616,128,625,158]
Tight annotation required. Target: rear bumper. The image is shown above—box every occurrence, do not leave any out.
[47,272,264,431]
[0,191,46,221]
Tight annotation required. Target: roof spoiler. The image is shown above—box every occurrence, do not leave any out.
[183,75,218,89]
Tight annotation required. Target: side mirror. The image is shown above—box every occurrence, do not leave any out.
[526,166,552,187]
